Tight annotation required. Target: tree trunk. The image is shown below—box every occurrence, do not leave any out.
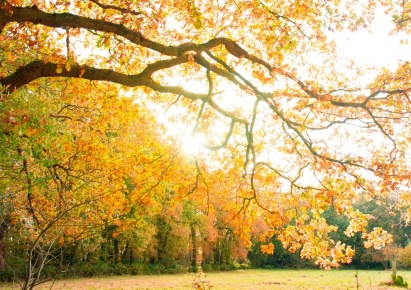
[0,241,4,270]
[0,219,9,270]
[390,226,398,282]
[191,223,203,272]
[129,248,134,264]
[69,242,79,265]
[157,226,170,262]
[391,259,397,280]
[113,238,119,263]
[214,240,221,265]
[122,241,129,264]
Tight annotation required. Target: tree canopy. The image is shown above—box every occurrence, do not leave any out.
[1,0,411,277]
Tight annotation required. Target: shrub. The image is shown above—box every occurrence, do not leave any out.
[399,244,411,269]
[128,263,146,275]
[392,275,408,288]
[232,262,249,270]
[0,268,15,282]
[111,263,129,275]
[163,263,188,274]
[68,262,112,277]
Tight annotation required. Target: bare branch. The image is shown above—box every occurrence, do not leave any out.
[202,120,236,151]
[89,0,142,16]
[259,1,310,38]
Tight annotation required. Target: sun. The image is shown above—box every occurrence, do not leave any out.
[181,134,203,156]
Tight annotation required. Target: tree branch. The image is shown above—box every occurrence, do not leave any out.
[89,0,142,16]
[0,57,208,101]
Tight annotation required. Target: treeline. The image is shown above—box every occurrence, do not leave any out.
[251,197,411,270]
[1,199,249,281]
[2,196,411,282]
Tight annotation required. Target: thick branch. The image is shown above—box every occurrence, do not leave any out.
[1,61,149,92]
[1,3,259,59]
[1,4,178,55]
[1,57,205,101]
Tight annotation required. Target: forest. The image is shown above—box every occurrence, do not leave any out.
[0,0,411,289]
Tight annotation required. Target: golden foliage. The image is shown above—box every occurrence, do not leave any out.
[0,0,410,269]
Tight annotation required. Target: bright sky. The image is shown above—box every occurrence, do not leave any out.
[333,7,410,69]
[155,6,411,157]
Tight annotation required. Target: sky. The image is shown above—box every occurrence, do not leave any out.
[150,5,411,157]
[334,7,410,69]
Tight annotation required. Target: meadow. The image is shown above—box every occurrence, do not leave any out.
[0,269,410,290]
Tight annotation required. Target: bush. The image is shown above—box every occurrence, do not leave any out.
[392,275,408,288]
[0,268,15,282]
[201,263,238,272]
[111,263,129,275]
[69,262,111,277]
[1,260,233,282]
[163,263,188,274]
[40,265,61,279]
[201,264,212,272]
[128,263,146,275]
[54,261,191,277]
[399,244,411,269]
[219,263,236,271]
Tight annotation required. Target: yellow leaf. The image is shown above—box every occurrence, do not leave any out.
[56,67,63,74]
[260,242,275,254]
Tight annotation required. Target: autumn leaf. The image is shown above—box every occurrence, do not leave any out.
[260,242,275,255]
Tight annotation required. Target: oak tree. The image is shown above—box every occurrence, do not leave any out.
[1,0,411,271]
[0,77,198,287]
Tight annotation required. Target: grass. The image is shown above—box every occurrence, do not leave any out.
[0,269,410,289]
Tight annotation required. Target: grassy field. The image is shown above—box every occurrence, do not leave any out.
[0,269,410,289]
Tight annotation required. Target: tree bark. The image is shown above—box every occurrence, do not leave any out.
[113,238,119,264]
[0,241,4,271]
[0,223,6,270]
[191,223,203,272]
[391,259,397,280]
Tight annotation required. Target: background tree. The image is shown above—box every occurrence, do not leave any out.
[0,78,196,287]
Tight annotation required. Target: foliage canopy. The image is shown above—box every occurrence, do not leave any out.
[1,0,411,277]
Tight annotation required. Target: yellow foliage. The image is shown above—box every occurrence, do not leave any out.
[1,0,410,270]
[260,242,275,255]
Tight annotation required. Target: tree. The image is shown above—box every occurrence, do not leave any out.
[0,78,194,287]
[1,0,411,270]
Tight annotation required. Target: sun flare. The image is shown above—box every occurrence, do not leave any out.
[181,134,203,155]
